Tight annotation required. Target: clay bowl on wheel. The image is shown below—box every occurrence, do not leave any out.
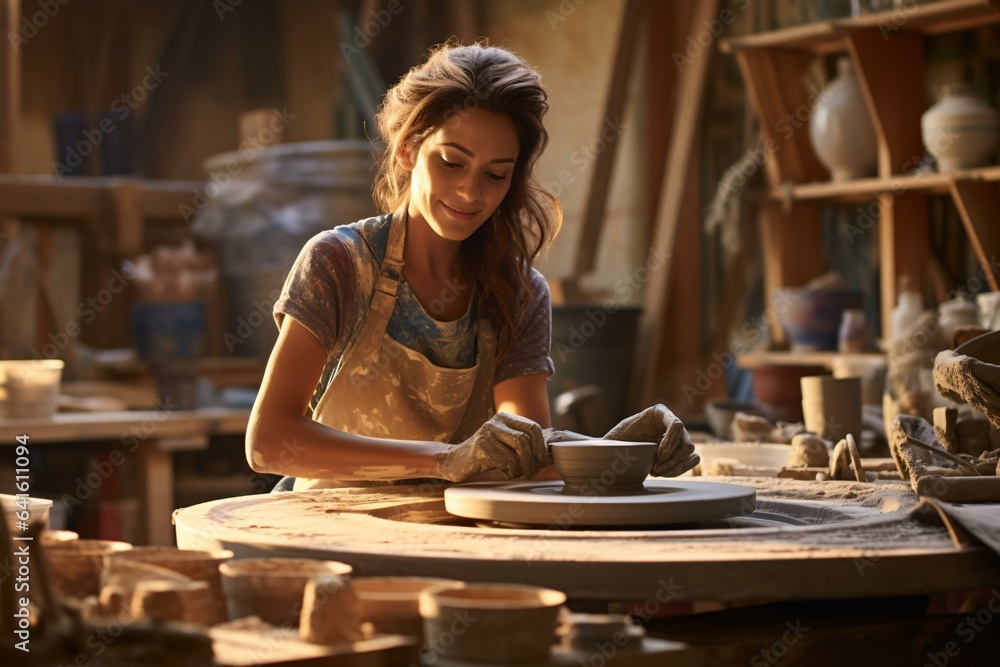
[549,440,657,495]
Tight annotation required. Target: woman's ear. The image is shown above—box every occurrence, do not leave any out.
[397,140,416,171]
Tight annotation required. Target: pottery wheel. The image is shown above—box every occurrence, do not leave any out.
[444,480,756,526]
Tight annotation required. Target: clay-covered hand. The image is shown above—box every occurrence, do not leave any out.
[542,427,592,445]
[604,404,699,477]
[436,412,550,482]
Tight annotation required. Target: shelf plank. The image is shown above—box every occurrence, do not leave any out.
[766,165,1000,202]
[737,351,885,370]
[722,0,1000,53]
[0,174,202,220]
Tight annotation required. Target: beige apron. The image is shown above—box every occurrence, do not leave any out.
[294,212,497,490]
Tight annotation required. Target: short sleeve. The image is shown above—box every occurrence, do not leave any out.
[273,230,359,361]
[495,269,555,384]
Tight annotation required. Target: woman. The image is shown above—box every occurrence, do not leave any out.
[247,43,562,489]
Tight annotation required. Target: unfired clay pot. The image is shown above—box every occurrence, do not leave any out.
[45,539,132,599]
[351,576,458,639]
[549,440,656,495]
[106,547,234,624]
[419,582,566,664]
[922,82,1000,172]
[800,375,863,443]
[220,557,353,627]
[809,57,878,181]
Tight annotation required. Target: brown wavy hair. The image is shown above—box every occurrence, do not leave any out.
[373,41,562,363]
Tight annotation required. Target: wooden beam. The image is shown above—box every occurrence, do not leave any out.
[0,0,19,174]
[951,180,1000,291]
[847,30,924,179]
[880,192,930,334]
[635,0,720,408]
[572,0,643,277]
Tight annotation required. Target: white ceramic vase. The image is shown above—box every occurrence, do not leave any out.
[809,57,878,181]
[921,82,1000,172]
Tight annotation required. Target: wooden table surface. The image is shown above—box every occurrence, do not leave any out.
[0,408,251,545]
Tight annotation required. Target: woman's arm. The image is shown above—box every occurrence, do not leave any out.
[494,372,552,428]
[246,316,451,480]
[495,372,559,479]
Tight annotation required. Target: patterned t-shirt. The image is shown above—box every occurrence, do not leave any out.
[274,213,555,404]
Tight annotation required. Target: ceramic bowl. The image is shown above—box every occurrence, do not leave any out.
[550,440,657,494]
[419,582,566,663]
[774,288,864,351]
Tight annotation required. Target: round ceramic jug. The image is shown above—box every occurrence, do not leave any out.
[921,82,1000,172]
[809,57,878,181]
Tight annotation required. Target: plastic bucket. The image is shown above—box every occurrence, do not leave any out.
[131,301,206,361]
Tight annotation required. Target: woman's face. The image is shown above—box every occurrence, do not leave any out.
[403,108,520,242]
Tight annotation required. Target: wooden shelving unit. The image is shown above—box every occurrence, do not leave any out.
[721,0,1000,345]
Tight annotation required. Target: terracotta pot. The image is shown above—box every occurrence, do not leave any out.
[351,576,458,639]
[750,365,826,423]
[922,82,1000,172]
[419,582,566,664]
[220,557,352,627]
[106,547,233,624]
[809,57,878,181]
[44,539,132,599]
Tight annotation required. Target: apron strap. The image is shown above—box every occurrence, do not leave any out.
[327,212,406,387]
[374,208,406,298]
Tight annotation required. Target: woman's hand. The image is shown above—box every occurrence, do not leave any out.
[436,412,550,482]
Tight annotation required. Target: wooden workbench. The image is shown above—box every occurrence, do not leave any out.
[0,408,250,545]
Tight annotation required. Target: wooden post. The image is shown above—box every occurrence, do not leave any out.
[634,0,720,410]
[0,0,19,174]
